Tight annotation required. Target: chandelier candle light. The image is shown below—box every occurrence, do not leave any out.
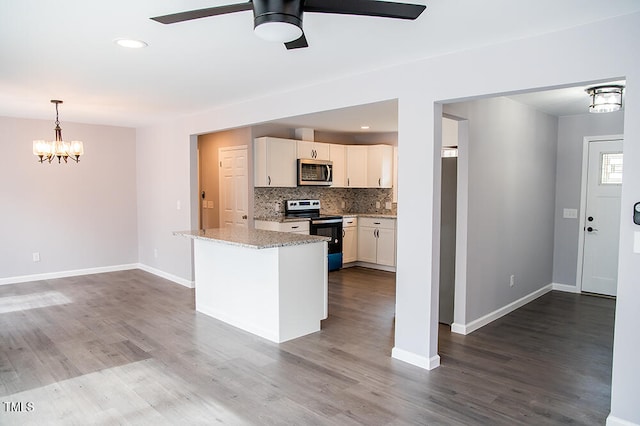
[33,100,84,163]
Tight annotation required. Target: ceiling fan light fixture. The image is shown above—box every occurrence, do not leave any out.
[254,18,302,43]
[587,85,624,113]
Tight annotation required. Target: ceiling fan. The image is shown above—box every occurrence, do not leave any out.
[151,0,426,50]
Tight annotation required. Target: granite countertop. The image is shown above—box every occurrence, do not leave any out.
[254,213,397,222]
[174,228,329,249]
[254,216,311,223]
[349,213,397,219]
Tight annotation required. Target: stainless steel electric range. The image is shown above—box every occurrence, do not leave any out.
[285,199,343,271]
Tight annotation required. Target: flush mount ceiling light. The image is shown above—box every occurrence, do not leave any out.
[587,85,624,113]
[33,100,84,164]
[253,0,303,43]
[114,38,148,48]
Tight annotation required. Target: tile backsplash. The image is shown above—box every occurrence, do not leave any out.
[254,187,397,218]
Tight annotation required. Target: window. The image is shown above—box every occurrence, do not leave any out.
[600,152,623,185]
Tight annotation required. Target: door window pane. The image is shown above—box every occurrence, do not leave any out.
[601,152,623,185]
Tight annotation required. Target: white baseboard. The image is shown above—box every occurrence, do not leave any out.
[607,415,640,426]
[392,347,440,370]
[450,323,466,334]
[0,264,139,286]
[451,284,553,335]
[552,282,580,293]
[0,263,194,289]
[136,264,194,288]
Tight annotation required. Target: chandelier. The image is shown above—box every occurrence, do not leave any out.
[587,85,624,113]
[33,100,84,163]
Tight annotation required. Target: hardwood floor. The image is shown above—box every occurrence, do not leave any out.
[0,267,614,425]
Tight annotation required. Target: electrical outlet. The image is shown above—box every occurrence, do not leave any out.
[32,252,40,262]
[341,201,346,208]
[154,248,158,259]
[509,274,515,287]
[376,201,381,209]
[385,201,392,210]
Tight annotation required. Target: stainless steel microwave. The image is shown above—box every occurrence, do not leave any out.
[297,159,333,186]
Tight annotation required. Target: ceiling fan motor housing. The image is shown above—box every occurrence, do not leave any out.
[253,0,303,29]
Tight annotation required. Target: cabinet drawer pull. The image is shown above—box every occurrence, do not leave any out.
[374,222,381,225]
[291,226,299,229]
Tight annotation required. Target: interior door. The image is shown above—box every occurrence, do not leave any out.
[581,139,623,296]
[219,146,248,229]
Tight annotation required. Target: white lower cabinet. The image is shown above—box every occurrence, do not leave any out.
[357,217,396,268]
[254,220,309,235]
[342,217,358,264]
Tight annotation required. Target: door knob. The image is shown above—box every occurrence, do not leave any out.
[587,227,598,232]
[588,216,594,222]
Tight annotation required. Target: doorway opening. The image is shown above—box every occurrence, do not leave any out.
[197,128,254,231]
[436,79,625,336]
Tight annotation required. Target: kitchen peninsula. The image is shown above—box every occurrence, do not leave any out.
[175,228,329,343]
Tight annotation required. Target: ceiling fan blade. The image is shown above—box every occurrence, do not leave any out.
[285,33,309,50]
[151,2,253,24]
[303,0,425,20]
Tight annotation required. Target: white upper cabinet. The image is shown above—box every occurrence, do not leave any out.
[329,144,346,187]
[296,140,330,160]
[346,145,368,188]
[255,138,394,190]
[367,145,393,188]
[254,137,297,187]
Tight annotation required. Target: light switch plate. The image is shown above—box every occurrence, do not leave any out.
[563,208,578,219]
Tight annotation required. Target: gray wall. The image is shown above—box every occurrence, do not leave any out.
[0,116,138,281]
[552,111,624,286]
[446,97,558,322]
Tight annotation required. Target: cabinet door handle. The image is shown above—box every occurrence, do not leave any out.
[347,178,350,187]
[378,178,381,186]
[268,176,271,185]
[342,229,345,237]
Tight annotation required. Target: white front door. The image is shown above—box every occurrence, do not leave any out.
[581,139,623,296]
[219,146,248,229]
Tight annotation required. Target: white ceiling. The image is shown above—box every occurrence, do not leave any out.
[1,1,638,129]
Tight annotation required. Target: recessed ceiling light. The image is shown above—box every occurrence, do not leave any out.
[114,38,148,49]
[360,125,370,130]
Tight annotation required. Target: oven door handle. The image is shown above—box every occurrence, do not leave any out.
[311,218,342,225]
